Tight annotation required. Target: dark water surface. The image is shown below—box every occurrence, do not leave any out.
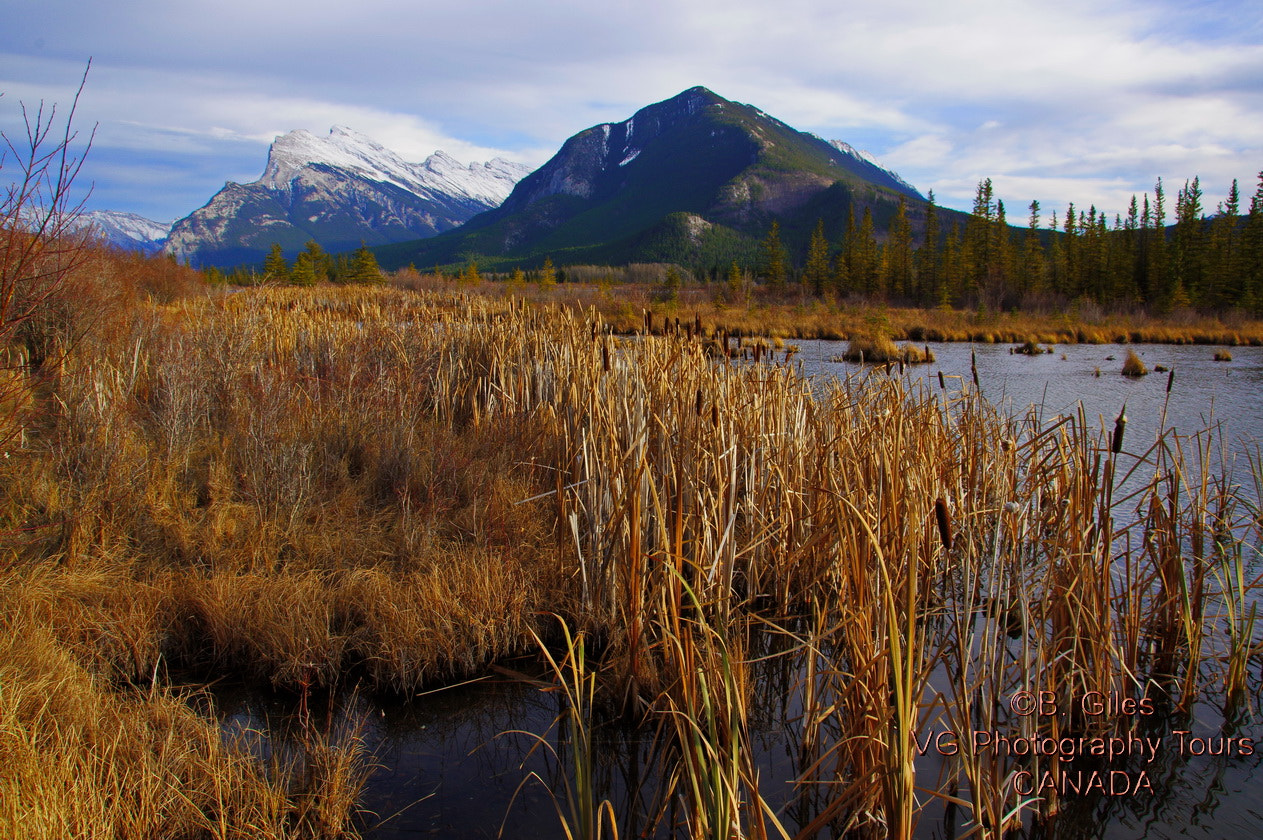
[219,342,1263,839]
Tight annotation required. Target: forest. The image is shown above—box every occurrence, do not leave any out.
[753,175,1263,314]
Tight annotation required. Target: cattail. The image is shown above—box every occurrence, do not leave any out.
[711,401,719,428]
[938,370,945,390]
[970,350,980,391]
[602,341,610,373]
[695,387,704,416]
[934,497,953,551]
[1111,407,1127,455]
[1166,368,1175,394]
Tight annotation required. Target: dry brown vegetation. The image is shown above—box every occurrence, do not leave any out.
[4,246,1262,838]
[461,276,1263,346]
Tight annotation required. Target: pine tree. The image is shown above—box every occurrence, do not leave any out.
[660,265,682,303]
[1204,179,1239,309]
[303,240,329,283]
[537,256,557,291]
[263,243,288,283]
[1244,173,1263,313]
[290,251,317,286]
[916,191,941,305]
[1149,179,1169,310]
[758,221,788,292]
[1171,178,1204,308]
[884,198,914,300]
[349,242,382,284]
[853,208,879,296]
[1020,200,1045,298]
[803,220,831,297]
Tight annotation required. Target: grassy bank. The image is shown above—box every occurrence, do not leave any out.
[4,266,1262,837]
[422,273,1263,345]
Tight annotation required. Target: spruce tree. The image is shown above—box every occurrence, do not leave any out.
[1242,173,1263,313]
[884,198,914,300]
[853,208,879,296]
[758,221,788,292]
[916,191,941,305]
[537,256,557,291]
[290,251,318,286]
[303,240,330,283]
[1021,200,1044,297]
[1205,180,1240,309]
[803,220,830,297]
[349,242,382,284]
[263,243,288,284]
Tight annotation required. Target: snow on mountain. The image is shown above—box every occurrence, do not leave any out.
[165,126,532,267]
[261,126,527,207]
[828,140,921,197]
[78,210,171,253]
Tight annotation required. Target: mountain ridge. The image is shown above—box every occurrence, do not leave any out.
[375,86,925,271]
[163,127,530,267]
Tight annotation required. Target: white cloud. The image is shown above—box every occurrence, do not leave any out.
[2,0,1258,222]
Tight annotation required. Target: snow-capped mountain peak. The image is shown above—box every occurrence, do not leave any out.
[77,210,171,253]
[259,126,530,207]
[166,125,532,267]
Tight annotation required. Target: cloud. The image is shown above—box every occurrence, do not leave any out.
[2,0,1259,223]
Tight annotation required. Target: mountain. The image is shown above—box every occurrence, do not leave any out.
[164,126,530,267]
[78,210,171,254]
[374,86,925,271]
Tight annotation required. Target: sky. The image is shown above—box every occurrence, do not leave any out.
[2,0,1260,227]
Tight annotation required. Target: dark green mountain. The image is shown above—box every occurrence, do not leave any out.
[375,87,927,272]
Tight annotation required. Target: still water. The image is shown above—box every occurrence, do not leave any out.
[221,341,1263,839]
[790,340,1263,475]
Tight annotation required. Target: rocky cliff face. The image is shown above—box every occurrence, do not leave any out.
[164,126,530,267]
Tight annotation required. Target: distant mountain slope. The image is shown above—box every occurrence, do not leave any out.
[376,86,925,271]
[78,210,171,254]
[164,126,530,267]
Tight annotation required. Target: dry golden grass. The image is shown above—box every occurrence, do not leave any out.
[469,277,1263,346]
[1122,348,1149,376]
[5,259,1261,838]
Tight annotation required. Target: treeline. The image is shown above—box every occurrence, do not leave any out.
[206,240,384,286]
[753,174,1263,314]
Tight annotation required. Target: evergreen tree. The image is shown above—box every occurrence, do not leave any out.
[758,221,788,292]
[803,220,831,297]
[303,240,329,283]
[1244,173,1263,313]
[1170,178,1204,308]
[852,208,879,296]
[884,198,914,300]
[537,256,557,291]
[1149,179,1169,309]
[1020,199,1045,297]
[916,191,941,305]
[290,251,318,286]
[660,265,682,303]
[963,179,998,303]
[349,242,382,284]
[263,243,288,283]
[1204,179,1239,310]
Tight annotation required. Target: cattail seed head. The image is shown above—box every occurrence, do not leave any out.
[934,497,953,551]
[1112,408,1127,455]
